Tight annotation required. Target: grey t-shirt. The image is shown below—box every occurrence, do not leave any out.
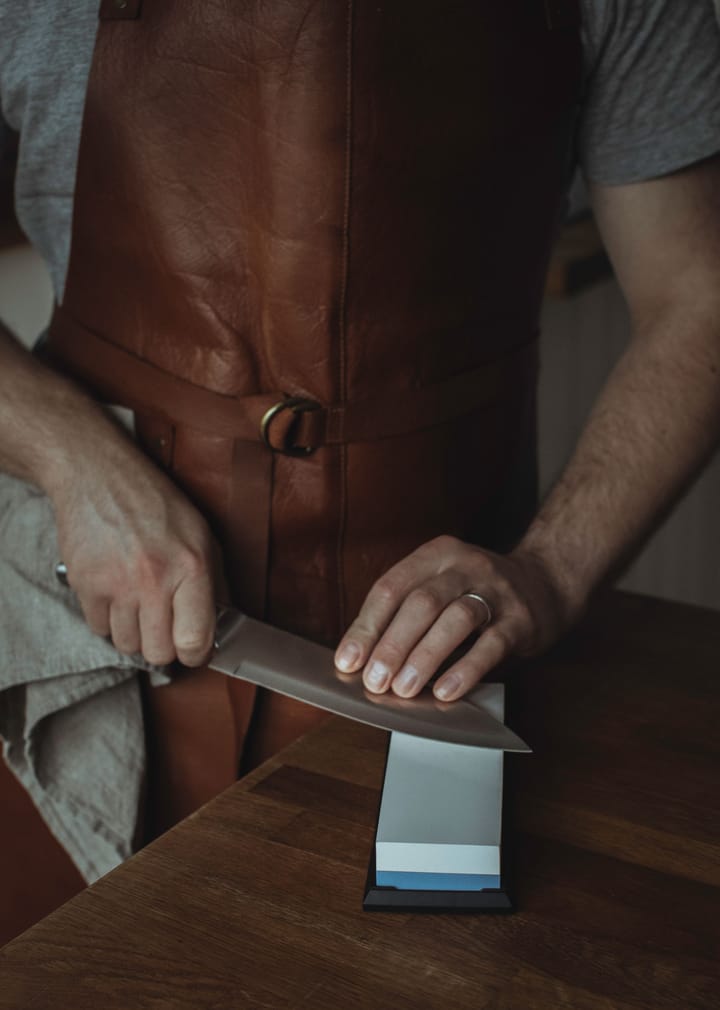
[2,0,720,301]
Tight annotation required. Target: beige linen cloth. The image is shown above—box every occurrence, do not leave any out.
[0,471,170,883]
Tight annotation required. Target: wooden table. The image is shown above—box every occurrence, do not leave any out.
[1,592,718,1009]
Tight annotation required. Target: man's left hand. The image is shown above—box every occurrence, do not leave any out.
[334,535,578,701]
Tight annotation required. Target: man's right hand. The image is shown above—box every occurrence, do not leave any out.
[0,322,220,667]
[52,445,220,667]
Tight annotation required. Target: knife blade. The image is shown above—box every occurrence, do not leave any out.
[209,607,531,752]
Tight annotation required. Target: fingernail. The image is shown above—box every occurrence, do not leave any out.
[365,660,390,692]
[393,665,419,695]
[435,674,461,700]
[336,641,361,671]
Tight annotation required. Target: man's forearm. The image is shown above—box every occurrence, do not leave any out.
[519,305,720,612]
[0,317,132,495]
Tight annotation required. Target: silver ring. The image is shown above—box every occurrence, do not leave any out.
[458,591,493,628]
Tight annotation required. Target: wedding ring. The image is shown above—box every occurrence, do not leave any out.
[459,591,493,628]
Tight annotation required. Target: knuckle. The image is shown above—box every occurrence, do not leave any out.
[494,570,513,595]
[371,576,400,608]
[512,598,533,628]
[407,586,444,614]
[141,626,176,665]
[134,551,167,587]
[341,620,370,646]
[484,625,514,654]
[177,546,208,581]
[507,611,537,654]
[372,639,406,667]
[469,548,495,574]
[135,546,210,593]
[76,565,117,598]
[345,606,379,638]
[429,534,460,554]
[406,643,438,672]
[113,637,139,657]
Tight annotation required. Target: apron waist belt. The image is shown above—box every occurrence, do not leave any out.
[46,306,538,453]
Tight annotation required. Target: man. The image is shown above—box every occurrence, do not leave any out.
[1,0,720,935]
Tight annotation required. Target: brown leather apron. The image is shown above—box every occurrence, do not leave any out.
[44,0,582,830]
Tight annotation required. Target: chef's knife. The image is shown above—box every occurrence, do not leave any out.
[54,562,529,750]
[210,606,531,752]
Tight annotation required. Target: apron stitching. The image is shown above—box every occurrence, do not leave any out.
[336,0,354,635]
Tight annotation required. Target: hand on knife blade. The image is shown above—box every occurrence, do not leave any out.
[210,607,531,752]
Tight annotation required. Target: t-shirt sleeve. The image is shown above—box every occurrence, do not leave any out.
[578,0,720,184]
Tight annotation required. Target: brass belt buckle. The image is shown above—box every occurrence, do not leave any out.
[260,396,320,456]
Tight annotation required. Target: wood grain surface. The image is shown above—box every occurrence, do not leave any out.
[1,591,718,1009]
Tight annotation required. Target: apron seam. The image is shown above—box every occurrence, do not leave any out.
[336,0,354,637]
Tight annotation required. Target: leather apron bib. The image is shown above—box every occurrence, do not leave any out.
[45,0,582,830]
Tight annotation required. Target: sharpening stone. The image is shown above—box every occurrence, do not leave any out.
[363,683,515,912]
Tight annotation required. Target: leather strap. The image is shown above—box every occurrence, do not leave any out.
[47,305,539,454]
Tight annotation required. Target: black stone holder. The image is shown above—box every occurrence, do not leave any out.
[362,720,518,914]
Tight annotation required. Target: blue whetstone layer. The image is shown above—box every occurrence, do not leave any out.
[375,871,501,891]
